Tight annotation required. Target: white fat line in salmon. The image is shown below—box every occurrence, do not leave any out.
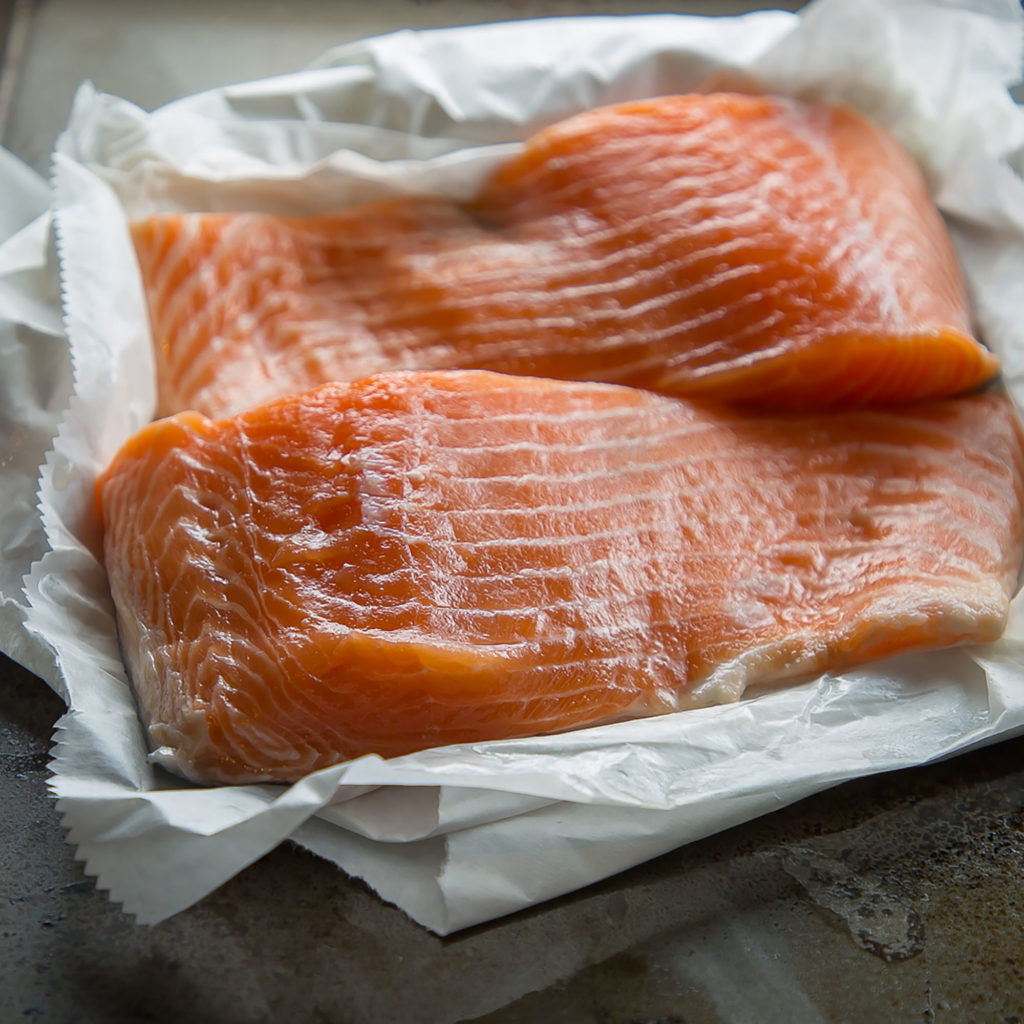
[151,212,779,371]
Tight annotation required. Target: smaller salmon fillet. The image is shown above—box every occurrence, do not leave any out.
[132,93,998,420]
[97,371,1024,784]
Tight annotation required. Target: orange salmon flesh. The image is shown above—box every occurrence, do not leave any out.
[98,372,1024,784]
[131,93,999,420]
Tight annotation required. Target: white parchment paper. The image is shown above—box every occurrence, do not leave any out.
[3,0,1024,933]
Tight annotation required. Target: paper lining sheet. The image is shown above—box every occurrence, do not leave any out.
[2,0,1022,933]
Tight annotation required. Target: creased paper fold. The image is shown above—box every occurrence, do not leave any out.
[1,0,1023,934]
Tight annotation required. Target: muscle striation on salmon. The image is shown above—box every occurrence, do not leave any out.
[97,371,1024,784]
[131,93,998,420]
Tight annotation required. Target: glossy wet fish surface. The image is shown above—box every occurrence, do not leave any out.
[131,93,998,421]
[98,371,1024,784]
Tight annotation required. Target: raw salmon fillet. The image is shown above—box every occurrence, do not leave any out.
[131,93,998,421]
[97,370,1024,784]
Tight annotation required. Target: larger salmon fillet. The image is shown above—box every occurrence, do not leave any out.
[97,370,1024,784]
[132,93,997,420]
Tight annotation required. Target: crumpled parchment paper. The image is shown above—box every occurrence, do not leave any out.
[1,0,1023,934]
